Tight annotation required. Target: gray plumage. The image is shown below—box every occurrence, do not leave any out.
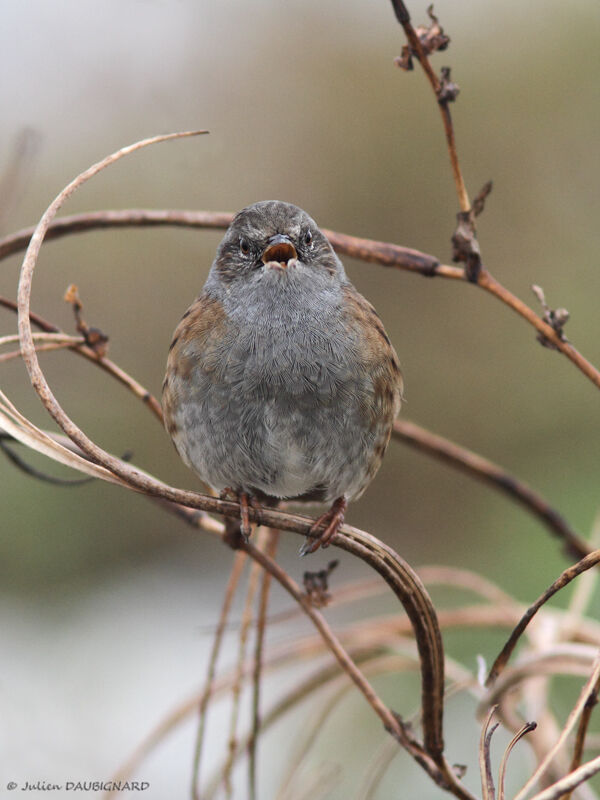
[163,201,402,509]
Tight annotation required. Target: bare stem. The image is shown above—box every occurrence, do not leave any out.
[389,0,470,212]
[222,547,262,798]
[248,529,279,800]
[393,419,590,560]
[191,549,246,800]
[3,285,587,565]
[563,671,600,800]
[477,270,600,391]
[240,538,474,800]
[4,208,598,389]
[487,551,600,685]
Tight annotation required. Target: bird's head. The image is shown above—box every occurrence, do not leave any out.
[211,201,345,289]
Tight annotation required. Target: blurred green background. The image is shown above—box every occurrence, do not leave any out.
[1,0,598,796]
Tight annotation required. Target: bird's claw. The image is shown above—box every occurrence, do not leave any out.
[221,488,258,547]
[299,497,347,557]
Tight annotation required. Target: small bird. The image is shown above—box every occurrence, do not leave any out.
[162,201,403,555]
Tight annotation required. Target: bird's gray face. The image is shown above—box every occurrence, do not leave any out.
[212,200,344,288]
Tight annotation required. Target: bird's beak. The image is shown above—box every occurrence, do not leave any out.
[261,235,297,268]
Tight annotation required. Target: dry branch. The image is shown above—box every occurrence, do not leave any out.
[7,129,470,797]
[564,671,600,800]
[393,419,590,560]
[2,0,598,791]
[5,285,583,565]
[513,654,600,800]
[191,549,246,800]
[479,705,499,800]
[390,0,470,215]
[2,207,600,387]
[488,551,600,685]
[248,529,280,800]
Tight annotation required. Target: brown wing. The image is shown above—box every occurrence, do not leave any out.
[341,284,403,424]
[162,292,230,437]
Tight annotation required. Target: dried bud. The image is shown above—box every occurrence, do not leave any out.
[303,560,339,608]
[532,285,570,348]
[437,66,460,104]
[452,211,482,282]
[64,283,109,357]
[418,6,450,57]
[473,181,493,217]
[64,283,82,311]
[394,4,450,71]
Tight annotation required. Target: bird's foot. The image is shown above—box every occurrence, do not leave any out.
[220,488,260,548]
[300,497,348,557]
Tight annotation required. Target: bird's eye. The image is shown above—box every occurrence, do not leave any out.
[239,237,250,255]
[304,229,313,246]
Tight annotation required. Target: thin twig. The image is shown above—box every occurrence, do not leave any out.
[417,565,515,606]
[248,528,280,800]
[276,654,408,800]
[487,551,600,685]
[513,653,600,800]
[0,331,83,349]
[222,541,263,798]
[1,295,164,421]
[528,754,600,800]
[484,646,598,713]
[393,419,590,560]
[498,722,538,800]
[476,269,600,392]
[563,672,600,800]
[0,436,93,487]
[0,340,83,363]
[389,0,470,212]
[207,654,411,800]
[0,332,85,367]
[480,705,499,800]
[4,207,600,388]
[284,764,342,800]
[191,549,246,800]
[13,152,456,794]
[239,539,474,800]
[355,737,402,800]
[6,282,585,563]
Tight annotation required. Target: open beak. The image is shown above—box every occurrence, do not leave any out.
[261,235,297,268]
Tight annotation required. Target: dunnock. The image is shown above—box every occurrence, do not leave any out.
[163,201,403,555]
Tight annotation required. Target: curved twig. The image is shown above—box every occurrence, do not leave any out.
[393,419,590,560]
[476,269,600,391]
[563,670,600,800]
[3,207,600,389]
[479,705,499,800]
[12,132,470,799]
[6,284,585,563]
[0,209,444,275]
[513,653,600,800]
[222,547,262,799]
[191,549,247,800]
[248,529,279,800]
[389,0,470,213]
[484,646,598,711]
[487,551,600,685]
[528,754,600,800]
[240,538,474,800]
[498,722,538,800]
